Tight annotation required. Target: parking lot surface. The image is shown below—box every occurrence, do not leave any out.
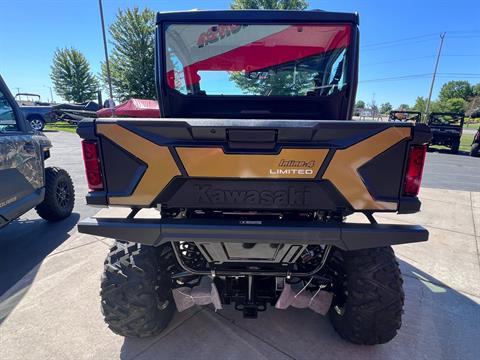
[0,131,479,360]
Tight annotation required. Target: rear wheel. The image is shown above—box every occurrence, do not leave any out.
[451,140,460,153]
[329,246,404,345]
[471,143,480,157]
[35,167,74,221]
[101,242,175,338]
[29,117,45,131]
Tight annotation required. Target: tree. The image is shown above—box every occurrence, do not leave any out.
[231,0,308,10]
[355,100,365,109]
[230,0,309,95]
[442,98,467,113]
[398,103,410,111]
[412,96,427,113]
[473,83,480,97]
[379,102,393,114]
[102,7,156,101]
[50,48,98,103]
[439,80,474,102]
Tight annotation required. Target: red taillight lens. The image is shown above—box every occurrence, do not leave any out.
[81,140,103,190]
[403,145,427,196]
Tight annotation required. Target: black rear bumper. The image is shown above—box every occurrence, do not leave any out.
[78,217,428,251]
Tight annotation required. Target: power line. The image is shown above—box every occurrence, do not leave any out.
[359,74,432,83]
[362,38,437,51]
[438,73,480,77]
[447,30,480,34]
[361,31,480,52]
[361,33,438,48]
[359,72,480,84]
[362,56,435,67]
[362,54,480,67]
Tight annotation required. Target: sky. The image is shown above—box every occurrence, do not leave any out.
[0,0,479,107]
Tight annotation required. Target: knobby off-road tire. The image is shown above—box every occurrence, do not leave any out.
[329,246,404,345]
[35,167,74,221]
[471,143,480,157]
[101,242,175,338]
[451,141,460,154]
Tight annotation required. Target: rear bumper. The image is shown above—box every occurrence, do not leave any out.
[78,217,428,251]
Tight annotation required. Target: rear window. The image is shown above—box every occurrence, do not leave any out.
[429,114,464,126]
[164,23,351,96]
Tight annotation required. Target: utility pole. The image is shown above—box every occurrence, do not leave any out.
[98,0,114,110]
[425,32,446,122]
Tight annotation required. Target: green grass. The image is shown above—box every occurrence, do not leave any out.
[460,133,474,153]
[428,133,474,153]
[464,122,480,130]
[44,121,77,133]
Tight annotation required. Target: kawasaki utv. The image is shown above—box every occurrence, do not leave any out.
[77,10,431,345]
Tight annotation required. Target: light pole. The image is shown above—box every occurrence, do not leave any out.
[425,32,446,122]
[99,0,114,110]
[43,85,54,103]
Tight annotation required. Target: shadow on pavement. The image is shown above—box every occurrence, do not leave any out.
[119,259,479,360]
[0,213,80,323]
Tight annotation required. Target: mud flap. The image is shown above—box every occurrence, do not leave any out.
[275,281,333,315]
[172,277,222,312]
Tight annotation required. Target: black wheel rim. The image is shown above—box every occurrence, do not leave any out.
[56,181,71,209]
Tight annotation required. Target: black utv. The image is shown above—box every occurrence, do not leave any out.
[470,110,480,157]
[0,76,74,228]
[77,10,431,345]
[428,112,464,153]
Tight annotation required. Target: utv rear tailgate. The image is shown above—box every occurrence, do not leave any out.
[77,118,431,214]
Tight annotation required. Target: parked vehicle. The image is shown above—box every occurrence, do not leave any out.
[428,112,464,153]
[77,10,431,345]
[53,101,100,125]
[389,110,421,123]
[470,110,480,157]
[15,93,56,131]
[0,77,74,228]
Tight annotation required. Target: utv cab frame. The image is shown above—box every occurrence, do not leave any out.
[77,10,431,345]
[428,112,464,153]
[389,110,422,123]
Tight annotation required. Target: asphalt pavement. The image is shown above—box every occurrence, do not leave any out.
[422,151,480,192]
[0,131,96,295]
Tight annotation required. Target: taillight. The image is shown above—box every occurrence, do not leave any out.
[81,140,103,190]
[403,145,427,196]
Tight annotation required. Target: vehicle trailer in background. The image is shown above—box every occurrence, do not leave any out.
[389,110,422,123]
[77,10,431,345]
[428,112,464,153]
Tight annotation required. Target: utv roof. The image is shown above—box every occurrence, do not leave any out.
[156,9,359,25]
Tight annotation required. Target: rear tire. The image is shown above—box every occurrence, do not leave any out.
[471,143,480,157]
[101,242,175,338]
[329,246,404,345]
[35,167,74,221]
[451,140,460,153]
